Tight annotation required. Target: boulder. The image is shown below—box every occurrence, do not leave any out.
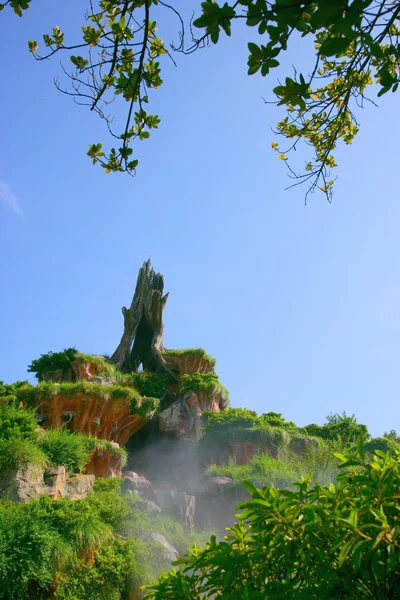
[197,476,247,530]
[122,471,152,497]
[154,488,195,530]
[158,400,186,434]
[65,474,95,500]
[201,476,234,494]
[135,499,162,515]
[290,438,318,455]
[139,532,178,563]
[0,465,94,503]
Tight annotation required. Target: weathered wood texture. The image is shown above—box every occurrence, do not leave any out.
[111,260,178,381]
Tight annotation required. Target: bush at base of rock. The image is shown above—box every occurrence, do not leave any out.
[145,442,400,600]
[0,479,210,599]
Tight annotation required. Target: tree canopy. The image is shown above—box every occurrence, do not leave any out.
[3,0,400,200]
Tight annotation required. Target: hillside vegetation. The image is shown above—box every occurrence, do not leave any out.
[0,371,399,598]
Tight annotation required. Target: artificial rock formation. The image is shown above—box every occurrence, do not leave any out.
[202,440,279,467]
[0,464,94,503]
[111,259,178,382]
[36,389,149,446]
[86,445,124,478]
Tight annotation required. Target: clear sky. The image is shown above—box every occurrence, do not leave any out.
[1,1,399,437]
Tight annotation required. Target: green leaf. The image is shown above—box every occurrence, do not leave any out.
[248,42,262,59]
[319,37,351,57]
[242,480,257,496]
[248,63,261,75]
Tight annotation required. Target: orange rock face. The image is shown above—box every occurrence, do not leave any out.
[86,448,124,478]
[37,392,148,446]
[43,359,103,383]
[163,354,215,378]
[194,390,222,412]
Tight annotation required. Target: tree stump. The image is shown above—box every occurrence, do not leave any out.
[111,260,178,382]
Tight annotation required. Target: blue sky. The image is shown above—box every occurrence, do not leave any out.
[1,1,399,437]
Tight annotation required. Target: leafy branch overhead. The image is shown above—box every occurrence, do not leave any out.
[193,0,400,201]
[3,0,400,201]
[22,0,170,175]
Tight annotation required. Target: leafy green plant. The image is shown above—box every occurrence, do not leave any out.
[0,438,47,471]
[6,1,400,200]
[28,348,78,381]
[129,371,168,399]
[204,443,339,491]
[0,404,38,441]
[38,429,91,473]
[179,373,229,409]
[261,411,297,429]
[92,477,123,494]
[0,380,32,405]
[304,412,370,444]
[197,408,291,462]
[53,538,136,600]
[145,439,400,599]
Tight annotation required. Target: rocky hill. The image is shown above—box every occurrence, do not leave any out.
[0,260,395,599]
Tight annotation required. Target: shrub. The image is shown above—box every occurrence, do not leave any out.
[53,538,135,600]
[0,381,33,406]
[38,429,91,473]
[28,348,78,381]
[260,412,297,429]
[197,408,291,462]
[92,477,123,494]
[0,495,112,600]
[0,438,47,471]
[0,404,38,441]
[303,412,370,444]
[27,349,116,382]
[179,372,228,399]
[129,371,168,399]
[145,441,400,600]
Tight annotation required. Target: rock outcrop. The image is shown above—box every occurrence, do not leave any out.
[86,445,125,478]
[163,352,215,378]
[203,439,279,467]
[0,464,94,503]
[196,476,248,529]
[153,488,195,531]
[139,531,178,563]
[35,389,154,446]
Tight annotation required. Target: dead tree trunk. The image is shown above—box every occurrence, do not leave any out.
[111,260,178,382]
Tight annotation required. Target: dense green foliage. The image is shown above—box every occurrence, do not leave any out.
[0,404,38,441]
[4,1,400,199]
[0,380,32,405]
[205,442,341,490]
[145,442,400,599]
[179,373,229,409]
[0,484,213,600]
[28,348,79,380]
[0,438,48,471]
[27,349,117,381]
[38,429,97,474]
[129,371,168,399]
[304,411,370,444]
[197,408,293,459]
